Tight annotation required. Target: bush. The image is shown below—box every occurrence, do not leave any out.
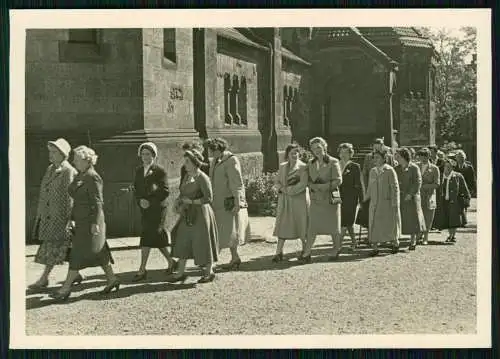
[244,172,279,217]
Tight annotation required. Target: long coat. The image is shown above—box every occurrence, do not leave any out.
[307,155,342,237]
[33,161,77,265]
[362,151,395,187]
[366,164,401,244]
[395,162,426,235]
[434,171,471,229]
[209,151,250,249]
[67,167,112,270]
[419,162,440,230]
[133,164,170,248]
[273,160,310,240]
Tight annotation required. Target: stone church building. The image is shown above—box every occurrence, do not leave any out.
[25,27,437,239]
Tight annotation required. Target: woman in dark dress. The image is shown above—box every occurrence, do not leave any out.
[338,143,364,250]
[132,142,177,282]
[50,146,119,300]
[168,149,219,284]
[434,158,471,243]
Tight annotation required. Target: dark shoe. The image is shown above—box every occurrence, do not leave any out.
[409,243,416,251]
[328,253,340,261]
[221,258,241,270]
[165,260,178,275]
[271,253,284,263]
[391,243,399,254]
[132,271,147,282]
[49,289,71,301]
[370,249,380,257]
[101,280,120,295]
[299,255,311,264]
[449,237,457,243]
[166,274,188,284]
[197,273,216,284]
[28,279,49,290]
[297,250,304,259]
[72,273,84,285]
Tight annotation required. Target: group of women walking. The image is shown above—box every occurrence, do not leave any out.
[28,135,472,301]
[270,137,472,261]
[29,137,250,301]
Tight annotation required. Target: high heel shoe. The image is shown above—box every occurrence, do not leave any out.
[369,249,380,257]
[221,258,241,270]
[391,243,400,254]
[72,273,84,285]
[28,279,49,290]
[409,243,416,251]
[50,289,71,301]
[271,253,283,263]
[165,260,178,275]
[328,252,340,261]
[197,273,215,284]
[132,271,147,282]
[101,280,120,294]
[166,274,188,283]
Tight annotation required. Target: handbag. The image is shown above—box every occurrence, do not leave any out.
[224,196,235,211]
[329,182,342,205]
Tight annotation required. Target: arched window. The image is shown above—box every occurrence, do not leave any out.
[230,75,241,125]
[238,77,248,126]
[224,73,233,125]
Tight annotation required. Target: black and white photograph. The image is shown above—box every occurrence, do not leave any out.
[9,9,491,349]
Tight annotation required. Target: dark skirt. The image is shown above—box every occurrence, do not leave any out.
[340,191,359,227]
[139,206,170,248]
[355,200,370,228]
[69,222,113,271]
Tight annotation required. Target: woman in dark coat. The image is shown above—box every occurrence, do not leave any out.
[338,143,364,250]
[394,147,426,250]
[434,158,471,243]
[132,142,177,282]
[50,146,119,300]
[168,149,219,284]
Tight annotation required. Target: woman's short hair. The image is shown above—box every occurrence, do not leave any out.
[418,148,431,158]
[396,147,411,163]
[337,142,354,156]
[205,137,229,152]
[184,149,204,168]
[309,137,328,151]
[373,138,385,146]
[74,145,98,166]
[455,149,467,159]
[372,148,388,163]
[284,142,301,160]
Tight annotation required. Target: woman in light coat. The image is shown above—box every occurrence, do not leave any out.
[205,138,250,270]
[417,148,440,245]
[50,146,119,301]
[394,147,426,250]
[365,148,401,255]
[272,143,310,262]
[29,138,81,290]
[300,137,342,263]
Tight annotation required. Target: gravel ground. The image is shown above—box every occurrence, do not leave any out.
[25,201,477,336]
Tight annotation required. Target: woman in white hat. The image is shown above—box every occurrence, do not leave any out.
[132,142,177,281]
[28,138,82,290]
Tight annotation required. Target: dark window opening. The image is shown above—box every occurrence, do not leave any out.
[224,73,233,125]
[238,77,248,126]
[68,29,97,44]
[163,29,177,63]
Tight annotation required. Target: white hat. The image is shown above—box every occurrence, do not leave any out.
[47,138,71,158]
[138,142,158,158]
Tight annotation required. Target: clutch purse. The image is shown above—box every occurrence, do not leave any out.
[224,196,235,211]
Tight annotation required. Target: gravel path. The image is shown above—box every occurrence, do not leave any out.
[25,202,477,336]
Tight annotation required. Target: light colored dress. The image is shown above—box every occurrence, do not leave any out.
[171,171,219,266]
[366,164,401,244]
[419,162,440,230]
[33,160,77,265]
[273,160,310,240]
[307,155,342,237]
[209,151,250,249]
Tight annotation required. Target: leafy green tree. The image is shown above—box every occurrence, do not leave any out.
[418,27,477,143]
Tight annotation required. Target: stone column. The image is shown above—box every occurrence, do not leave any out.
[384,63,398,151]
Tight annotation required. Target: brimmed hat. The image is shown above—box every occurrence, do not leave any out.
[138,142,158,158]
[47,138,71,158]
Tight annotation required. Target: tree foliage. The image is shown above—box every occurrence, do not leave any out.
[418,27,477,142]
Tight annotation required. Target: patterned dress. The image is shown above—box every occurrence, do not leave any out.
[33,161,77,266]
